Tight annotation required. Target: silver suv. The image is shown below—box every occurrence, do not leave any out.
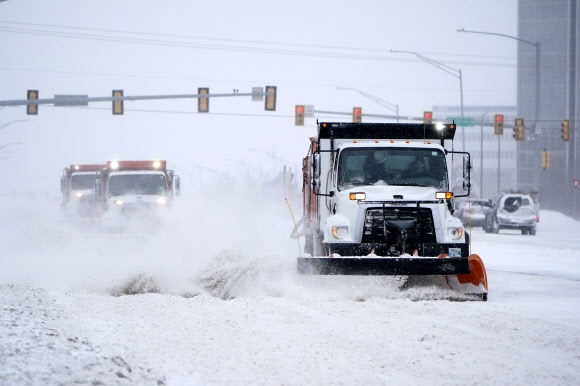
[483,193,538,235]
[455,199,492,227]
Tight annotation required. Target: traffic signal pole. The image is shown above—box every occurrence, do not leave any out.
[0,87,277,115]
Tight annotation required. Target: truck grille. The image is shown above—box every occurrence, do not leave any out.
[361,206,436,245]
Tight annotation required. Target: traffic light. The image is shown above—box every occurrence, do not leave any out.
[541,149,551,169]
[26,90,39,115]
[198,87,209,113]
[264,85,277,111]
[295,105,305,126]
[353,107,362,123]
[423,111,433,124]
[494,114,504,136]
[112,90,123,115]
[513,118,525,141]
[561,119,570,141]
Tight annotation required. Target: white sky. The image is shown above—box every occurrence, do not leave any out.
[0,1,517,192]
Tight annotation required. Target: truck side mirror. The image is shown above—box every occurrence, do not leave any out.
[313,153,321,178]
[174,175,181,196]
[463,155,471,179]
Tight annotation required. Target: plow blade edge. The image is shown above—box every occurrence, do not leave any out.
[297,257,471,276]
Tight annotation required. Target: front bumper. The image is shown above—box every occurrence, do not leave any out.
[298,256,470,275]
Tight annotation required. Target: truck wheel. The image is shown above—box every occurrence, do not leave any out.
[529,228,537,235]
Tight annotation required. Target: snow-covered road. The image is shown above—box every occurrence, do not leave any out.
[1,196,579,385]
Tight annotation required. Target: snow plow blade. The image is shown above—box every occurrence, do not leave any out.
[297,256,470,276]
[297,254,488,301]
[454,254,488,301]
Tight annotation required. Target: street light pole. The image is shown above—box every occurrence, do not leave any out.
[457,28,540,125]
[480,112,490,198]
[248,148,298,191]
[390,50,465,150]
[458,28,541,193]
[336,87,400,122]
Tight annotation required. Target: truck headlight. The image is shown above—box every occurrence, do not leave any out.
[447,227,463,240]
[113,199,123,205]
[332,226,348,239]
[156,197,167,205]
[436,191,453,200]
[74,192,83,198]
[349,192,366,201]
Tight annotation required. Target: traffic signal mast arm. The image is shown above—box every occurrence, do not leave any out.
[0,87,277,115]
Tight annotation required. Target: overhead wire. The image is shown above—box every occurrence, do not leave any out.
[0,20,516,68]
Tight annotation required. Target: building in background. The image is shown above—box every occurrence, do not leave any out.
[518,0,579,218]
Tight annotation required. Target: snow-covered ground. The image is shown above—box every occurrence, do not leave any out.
[1,194,579,385]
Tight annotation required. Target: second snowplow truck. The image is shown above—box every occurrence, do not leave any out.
[296,121,488,300]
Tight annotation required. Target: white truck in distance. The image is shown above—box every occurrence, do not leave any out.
[60,164,103,220]
[295,121,488,300]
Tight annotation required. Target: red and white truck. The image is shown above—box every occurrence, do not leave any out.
[96,160,180,229]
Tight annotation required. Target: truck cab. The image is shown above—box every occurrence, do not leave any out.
[302,122,471,258]
[96,160,180,228]
[61,164,103,219]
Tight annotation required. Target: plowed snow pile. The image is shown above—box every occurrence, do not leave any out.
[1,195,464,302]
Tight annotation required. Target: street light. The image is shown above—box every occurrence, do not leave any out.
[457,28,541,192]
[0,141,23,151]
[390,50,465,150]
[336,87,400,122]
[0,119,29,132]
[248,148,298,188]
[457,28,540,125]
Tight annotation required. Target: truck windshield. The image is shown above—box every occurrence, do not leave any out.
[71,174,96,190]
[108,174,167,196]
[337,147,448,190]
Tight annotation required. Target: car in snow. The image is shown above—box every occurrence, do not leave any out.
[454,198,492,227]
[483,193,538,235]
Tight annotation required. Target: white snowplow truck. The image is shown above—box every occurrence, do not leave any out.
[61,164,103,219]
[296,122,488,300]
[96,160,180,229]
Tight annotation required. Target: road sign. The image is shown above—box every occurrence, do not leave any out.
[54,95,89,106]
[252,87,263,101]
[446,116,475,127]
